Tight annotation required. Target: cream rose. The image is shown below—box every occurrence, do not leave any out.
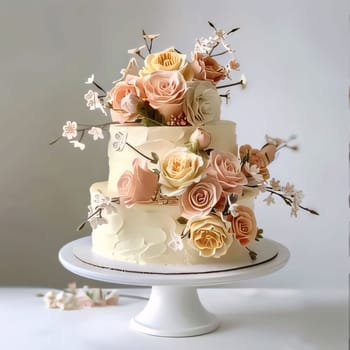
[183,80,221,126]
[187,214,233,258]
[228,205,257,246]
[191,53,227,83]
[207,150,248,194]
[117,158,159,208]
[110,75,145,123]
[140,48,193,80]
[143,70,186,123]
[180,176,222,219]
[159,147,206,196]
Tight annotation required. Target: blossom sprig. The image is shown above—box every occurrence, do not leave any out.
[40,282,118,310]
[195,21,240,57]
[192,22,244,91]
[77,192,119,231]
[142,30,160,54]
[216,74,247,90]
[84,74,110,116]
[50,120,115,148]
[263,178,319,217]
[265,134,299,153]
[128,30,160,59]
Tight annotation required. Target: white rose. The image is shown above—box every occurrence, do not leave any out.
[183,80,221,126]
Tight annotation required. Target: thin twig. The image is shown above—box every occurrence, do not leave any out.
[216,80,243,89]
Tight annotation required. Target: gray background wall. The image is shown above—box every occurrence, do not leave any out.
[0,0,348,289]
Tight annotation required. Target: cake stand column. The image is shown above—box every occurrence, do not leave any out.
[129,285,219,337]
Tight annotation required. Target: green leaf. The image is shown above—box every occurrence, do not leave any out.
[86,291,94,300]
[137,101,164,126]
[177,217,188,225]
[249,250,257,261]
[151,152,159,163]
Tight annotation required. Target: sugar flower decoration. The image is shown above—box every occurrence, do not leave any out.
[41,283,119,310]
[84,90,107,116]
[69,140,85,151]
[112,131,128,151]
[263,194,275,206]
[88,127,104,141]
[51,22,319,263]
[62,121,77,140]
[240,74,247,88]
[85,74,95,85]
[168,231,184,252]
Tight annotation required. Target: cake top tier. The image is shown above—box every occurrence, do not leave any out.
[80,23,246,129]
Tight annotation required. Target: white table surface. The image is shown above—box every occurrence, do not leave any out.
[0,287,347,350]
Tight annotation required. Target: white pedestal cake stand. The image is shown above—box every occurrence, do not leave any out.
[59,236,289,337]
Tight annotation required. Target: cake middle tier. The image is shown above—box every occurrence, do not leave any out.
[107,121,237,197]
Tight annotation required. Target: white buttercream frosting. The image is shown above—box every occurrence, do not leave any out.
[89,120,262,265]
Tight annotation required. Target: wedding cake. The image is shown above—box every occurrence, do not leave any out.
[55,23,317,266]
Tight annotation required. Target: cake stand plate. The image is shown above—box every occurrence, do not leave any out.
[59,237,289,337]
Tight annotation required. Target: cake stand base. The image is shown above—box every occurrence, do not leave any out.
[130,286,219,337]
[59,237,289,338]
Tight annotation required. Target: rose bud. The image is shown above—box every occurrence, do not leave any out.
[189,128,211,150]
[120,93,140,114]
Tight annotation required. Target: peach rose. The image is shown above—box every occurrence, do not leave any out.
[187,214,233,258]
[159,147,206,196]
[117,158,159,208]
[180,176,222,219]
[239,144,252,161]
[183,80,221,126]
[143,70,187,123]
[110,75,145,123]
[207,150,247,194]
[239,145,270,180]
[189,128,211,150]
[228,205,257,246]
[191,53,227,83]
[140,48,193,80]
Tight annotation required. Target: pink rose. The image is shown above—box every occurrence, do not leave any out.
[228,205,257,246]
[117,158,159,207]
[191,53,227,83]
[110,75,145,123]
[143,70,186,123]
[180,176,222,219]
[189,128,211,150]
[207,150,247,194]
[214,191,228,212]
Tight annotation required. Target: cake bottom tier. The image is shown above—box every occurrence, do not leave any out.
[90,182,258,265]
